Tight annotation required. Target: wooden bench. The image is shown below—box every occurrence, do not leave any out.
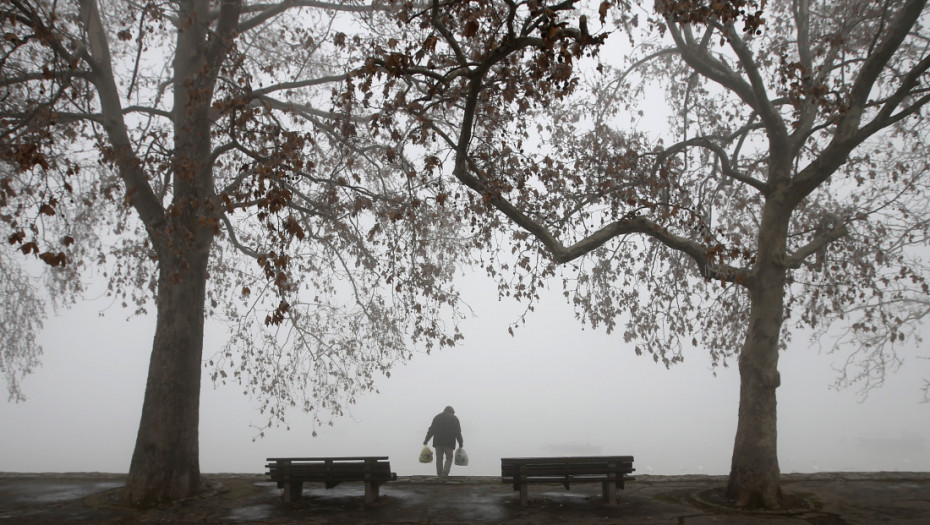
[265,456,397,504]
[501,456,635,507]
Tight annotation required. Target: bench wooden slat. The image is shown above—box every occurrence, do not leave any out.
[266,464,394,473]
[501,456,633,463]
[500,456,636,507]
[265,456,396,504]
[266,456,389,461]
[502,464,633,474]
[504,475,623,483]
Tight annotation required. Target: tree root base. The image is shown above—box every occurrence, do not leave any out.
[692,486,815,514]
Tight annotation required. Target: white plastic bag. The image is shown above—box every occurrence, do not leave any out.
[454,448,469,466]
[419,445,433,463]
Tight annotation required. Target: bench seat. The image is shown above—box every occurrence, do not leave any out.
[265,456,397,503]
[501,456,635,507]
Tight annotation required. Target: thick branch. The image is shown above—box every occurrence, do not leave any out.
[78,0,164,229]
[789,0,821,144]
[430,0,468,66]
[855,55,930,139]
[250,73,353,96]
[123,105,173,119]
[723,24,789,145]
[237,1,395,33]
[792,21,930,202]
[0,69,90,88]
[451,70,749,285]
[256,94,369,122]
[666,23,757,122]
[785,220,849,269]
[205,0,242,90]
[656,136,768,194]
[836,0,927,141]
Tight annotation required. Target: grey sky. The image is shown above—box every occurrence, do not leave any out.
[1,274,927,477]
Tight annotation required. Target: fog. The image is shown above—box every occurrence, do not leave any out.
[1,275,928,477]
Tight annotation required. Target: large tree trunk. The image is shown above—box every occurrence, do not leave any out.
[727,287,784,508]
[726,203,790,508]
[122,0,224,505]
[124,244,211,505]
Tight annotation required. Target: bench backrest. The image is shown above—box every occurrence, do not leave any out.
[501,456,635,479]
[266,457,394,480]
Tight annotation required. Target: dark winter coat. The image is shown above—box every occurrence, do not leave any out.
[424,409,463,448]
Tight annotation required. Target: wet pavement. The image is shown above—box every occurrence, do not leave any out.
[0,472,928,524]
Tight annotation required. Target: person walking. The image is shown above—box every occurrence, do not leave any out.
[423,406,464,478]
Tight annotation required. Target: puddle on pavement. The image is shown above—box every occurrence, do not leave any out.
[386,485,512,522]
[225,503,277,521]
[6,482,124,504]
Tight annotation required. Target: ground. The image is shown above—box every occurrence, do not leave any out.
[1,472,928,524]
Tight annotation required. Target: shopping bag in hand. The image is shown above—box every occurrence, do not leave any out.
[454,448,469,466]
[419,445,433,463]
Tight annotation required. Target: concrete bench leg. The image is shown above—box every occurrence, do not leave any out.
[283,481,303,502]
[519,483,529,507]
[602,480,618,505]
[364,481,381,504]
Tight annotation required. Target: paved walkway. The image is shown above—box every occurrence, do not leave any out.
[0,472,928,523]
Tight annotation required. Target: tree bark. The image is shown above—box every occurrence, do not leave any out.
[726,202,789,508]
[123,244,210,505]
[122,0,226,504]
[727,290,784,508]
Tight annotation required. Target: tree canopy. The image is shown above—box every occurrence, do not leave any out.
[1,0,467,504]
[4,0,928,510]
[349,0,930,508]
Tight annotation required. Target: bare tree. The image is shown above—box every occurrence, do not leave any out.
[1,0,464,505]
[355,0,930,508]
